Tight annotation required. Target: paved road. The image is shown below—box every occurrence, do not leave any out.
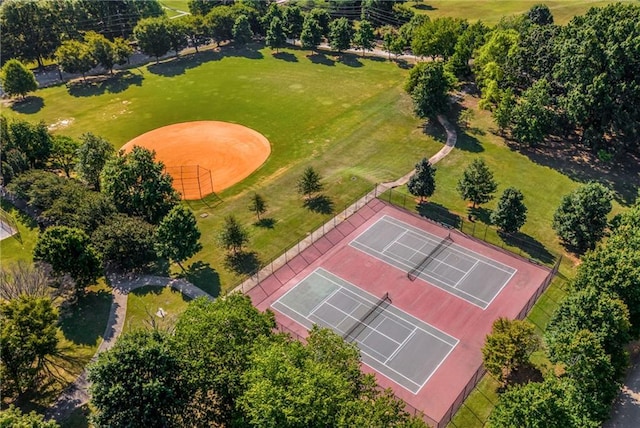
[604,342,640,427]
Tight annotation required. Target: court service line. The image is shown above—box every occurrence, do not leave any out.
[482,268,518,308]
[392,241,467,275]
[385,327,418,364]
[308,287,342,319]
[381,230,408,253]
[452,260,479,289]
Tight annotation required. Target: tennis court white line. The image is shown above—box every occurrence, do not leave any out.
[381,230,408,254]
[452,260,479,289]
[351,240,490,306]
[393,240,467,276]
[385,327,417,364]
[483,268,518,308]
[308,287,342,319]
[380,215,517,275]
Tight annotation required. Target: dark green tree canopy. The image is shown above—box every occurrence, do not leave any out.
[300,15,323,52]
[527,4,554,25]
[353,20,375,56]
[155,204,202,271]
[266,17,287,52]
[33,225,102,289]
[75,133,115,190]
[509,78,555,146]
[411,17,466,60]
[133,17,172,62]
[456,158,498,208]
[89,329,186,428]
[49,135,79,178]
[100,146,180,224]
[490,187,527,234]
[407,158,436,203]
[297,166,323,200]
[329,17,353,53]
[0,405,59,427]
[405,61,456,119]
[0,296,58,396]
[218,215,249,255]
[232,14,254,45]
[55,40,96,78]
[249,193,267,220]
[283,5,304,41]
[552,182,612,254]
[0,59,38,99]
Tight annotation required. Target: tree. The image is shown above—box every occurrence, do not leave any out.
[448,21,489,78]
[456,158,498,208]
[493,88,516,132]
[75,133,114,190]
[510,78,555,146]
[249,193,267,220]
[232,14,253,46]
[297,166,323,200]
[329,17,353,53]
[4,118,52,169]
[0,260,54,301]
[155,205,202,271]
[0,405,59,427]
[353,20,375,56]
[488,378,580,428]
[300,15,322,53]
[91,214,157,271]
[490,187,527,234]
[133,17,171,63]
[113,37,133,66]
[0,59,37,99]
[411,17,465,60]
[183,14,210,53]
[266,17,287,53]
[283,5,304,42]
[49,135,79,178]
[473,29,519,107]
[33,226,102,291]
[88,330,186,428]
[84,31,116,74]
[482,318,539,384]
[100,146,180,224]
[307,8,331,37]
[407,158,436,203]
[545,288,630,376]
[527,4,554,25]
[206,5,235,46]
[54,40,95,80]
[218,215,249,255]
[167,19,189,57]
[552,182,612,253]
[405,61,456,119]
[0,296,58,396]
[172,294,276,425]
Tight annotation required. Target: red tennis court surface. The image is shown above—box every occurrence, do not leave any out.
[247,200,551,427]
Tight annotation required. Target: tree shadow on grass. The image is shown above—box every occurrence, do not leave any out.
[498,231,556,265]
[469,206,492,224]
[67,71,143,97]
[254,217,277,229]
[272,51,298,62]
[59,288,112,346]
[147,49,222,77]
[181,261,221,297]
[417,202,462,229]
[224,251,261,276]
[9,96,44,114]
[221,43,264,60]
[500,363,543,391]
[304,194,334,214]
[308,53,335,66]
[339,53,363,68]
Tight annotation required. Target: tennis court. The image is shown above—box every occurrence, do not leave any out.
[350,216,516,309]
[272,268,458,394]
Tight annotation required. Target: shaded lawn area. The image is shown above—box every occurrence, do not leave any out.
[0,199,39,264]
[124,285,191,332]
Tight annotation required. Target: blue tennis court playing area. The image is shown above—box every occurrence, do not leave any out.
[272,268,458,393]
[350,216,517,309]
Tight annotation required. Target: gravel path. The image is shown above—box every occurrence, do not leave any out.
[47,274,211,423]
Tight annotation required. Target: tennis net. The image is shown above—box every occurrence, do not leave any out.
[407,234,453,281]
[342,292,390,343]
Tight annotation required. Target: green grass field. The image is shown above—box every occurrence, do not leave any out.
[124,285,191,332]
[0,200,39,263]
[408,0,628,25]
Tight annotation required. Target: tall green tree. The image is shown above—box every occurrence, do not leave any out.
[0,59,38,99]
[473,29,519,107]
[448,21,488,78]
[329,17,353,53]
[490,187,527,234]
[89,330,186,428]
[4,118,52,169]
[55,40,96,80]
[0,296,58,396]
[482,318,539,384]
[249,193,267,220]
[33,226,102,290]
[100,146,179,224]
[411,17,466,60]
[85,31,116,74]
[300,15,322,53]
[0,405,59,427]
[167,19,189,57]
[232,14,253,46]
[297,166,323,200]
[218,215,249,255]
[206,5,235,46]
[155,205,202,271]
[283,5,304,42]
[552,182,612,253]
[527,4,554,25]
[510,78,555,146]
[75,133,114,190]
[266,17,287,53]
[91,214,157,271]
[553,4,640,152]
[172,294,276,426]
[407,158,436,203]
[133,17,171,63]
[456,158,498,209]
[405,61,455,119]
[353,20,375,56]
[183,14,210,53]
[49,135,79,178]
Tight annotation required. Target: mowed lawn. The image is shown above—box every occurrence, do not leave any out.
[408,0,628,25]
[124,285,191,332]
[6,45,439,293]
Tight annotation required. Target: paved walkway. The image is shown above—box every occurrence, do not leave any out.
[605,342,640,427]
[233,114,456,296]
[47,274,211,423]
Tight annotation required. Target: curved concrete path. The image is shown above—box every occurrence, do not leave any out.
[47,274,211,422]
[47,116,456,423]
